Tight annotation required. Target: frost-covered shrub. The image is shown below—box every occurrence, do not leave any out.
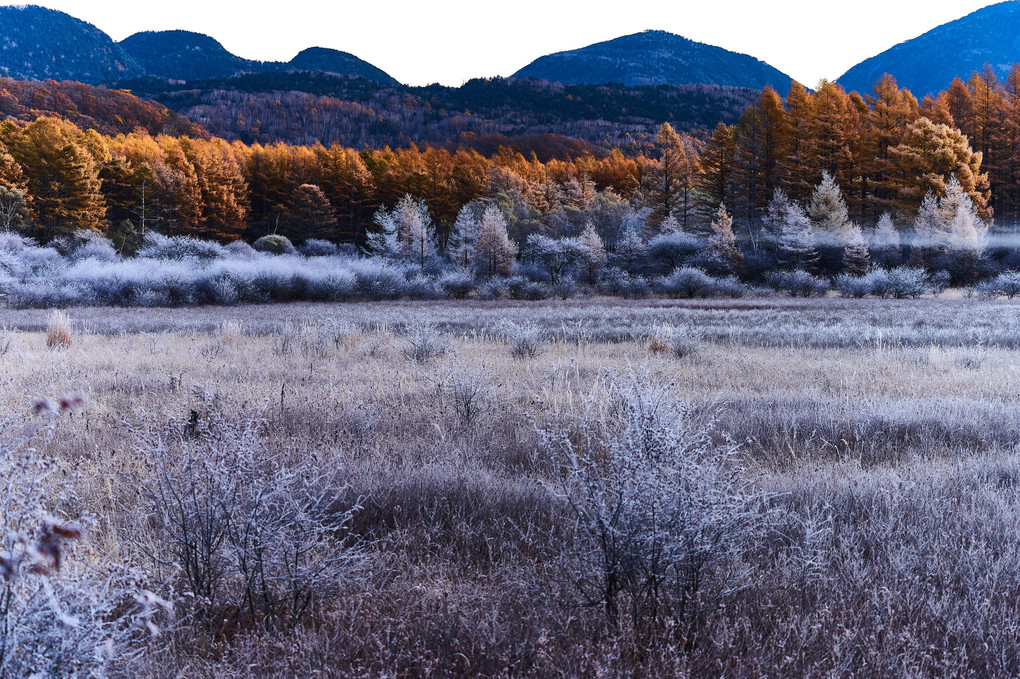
[304,269,357,302]
[299,239,339,257]
[401,319,448,364]
[539,370,760,632]
[495,320,545,359]
[139,233,225,261]
[870,267,928,299]
[253,234,297,256]
[54,231,119,263]
[645,231,704,273]
[135,396,362,626]
[0,232,36,255]
[351,260,407,300]
[476,278,509,300]
[649,323,701,359]
[224,240,259,260]
[834,273,873,298]
[506,276,549,301]
[766,270,830,297]
[654,268,714,299]
[978,271,1020,299]
[404,274,444,300]
[929,270,952,297]
[553,276,578,300]
[439,270,476,299]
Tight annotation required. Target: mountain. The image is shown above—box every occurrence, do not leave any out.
[0,5,143,82]
[839,1,1020,96]
[0,5,398,85]
[287,48,399,86]
[120,30,253,81]
[511,30,794,92]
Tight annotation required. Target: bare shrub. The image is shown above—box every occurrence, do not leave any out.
[132,397,364,627]
[401,319,448,364]
[496,320,545,359]
[45,310,71,350]
[436,361,492,428]
[539,370,761,635]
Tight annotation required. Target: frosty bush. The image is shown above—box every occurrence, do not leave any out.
[872,267,928,299]
[539,371,760,633]
[650,323,701,359]
[834,273,874,298]
[496,320,545,359]
[506,276,549,301]
[139,233,225,261]
[978,271,1020,299]
[766,270,830,297]
[401,319,448,364]
[299,239,339,257]
[134,397,362,626]
[476,278,509,300]
[439,270,476,299]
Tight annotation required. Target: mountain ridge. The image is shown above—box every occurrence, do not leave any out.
[512,30,794,92]
[838,1,1020,95]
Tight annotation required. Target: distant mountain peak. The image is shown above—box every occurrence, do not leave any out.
[839,1,1020,95]
[0,4,143,83]
[511,30,793,92]
[0,5,399,86]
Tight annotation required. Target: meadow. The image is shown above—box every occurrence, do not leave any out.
[3,296,1020,678]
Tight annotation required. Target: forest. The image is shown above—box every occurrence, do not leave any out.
[0,68,1017,308]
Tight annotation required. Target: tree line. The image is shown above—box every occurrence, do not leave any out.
[0,69,1017,270]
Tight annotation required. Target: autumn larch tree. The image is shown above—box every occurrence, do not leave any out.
[642,123,701,231]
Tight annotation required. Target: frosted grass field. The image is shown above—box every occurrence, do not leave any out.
[2,296,1020,677]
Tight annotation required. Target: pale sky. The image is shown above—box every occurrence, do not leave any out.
[7,0,1007,86]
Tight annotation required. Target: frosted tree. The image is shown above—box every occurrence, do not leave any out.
[559,176,597,209]
[779,203,818,271]
[808,172,865,274]
[0,187,31,232]
[913,192,943,248]
[871,213,902,267]
[947,198,987,253]
[658,214,682,235]
[397,195,438,272]
[841,227,870,276]
[365,206,400,259]
[369,194,438,270]
[471,205,517,277]
[614,214,647,273]
[946,194,988,283]
[448,203,482,269]
[765,190,817,271]
[577,221,607,284]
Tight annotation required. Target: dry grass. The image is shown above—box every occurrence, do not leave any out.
[44,310,71,349]
[3,296,1020,677]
